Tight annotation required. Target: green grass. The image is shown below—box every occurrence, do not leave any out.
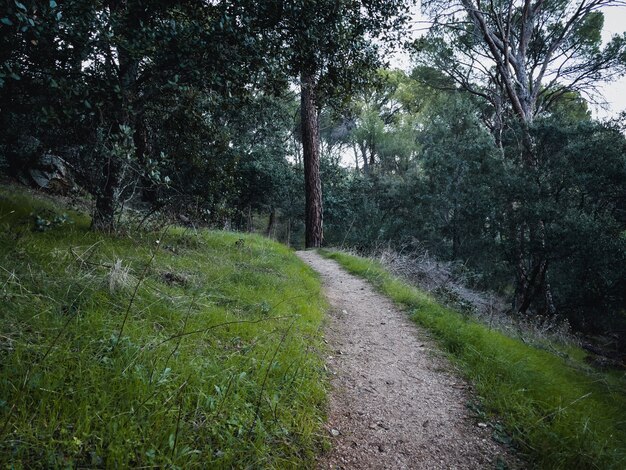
[320,249,626,469]
[0,186,328,468]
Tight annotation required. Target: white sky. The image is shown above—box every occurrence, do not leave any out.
[390,3,626,120]
[595,4,626,119]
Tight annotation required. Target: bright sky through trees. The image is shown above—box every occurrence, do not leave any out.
[393,2,626,119]
[597,3,626,118]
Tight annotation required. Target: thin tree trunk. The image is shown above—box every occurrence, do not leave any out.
[92,0,140,232]
[368,147,376,170]
[301,69,323,248]
[266,209,276,238]
[517,261,544,315]
[514,218,556,316]
[247,205,253,232]
[360,142,369,175]
[352,143,360,171]
[134,117,156,203]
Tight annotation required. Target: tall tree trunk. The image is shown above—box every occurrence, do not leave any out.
[92,0,140,232]
[301,69,323,248]
[359,141,369,175]
[247,205,253,232]
[266,208,276,238]
[351,143,360,171]
[134,117,156,203]
[514,126,557,316]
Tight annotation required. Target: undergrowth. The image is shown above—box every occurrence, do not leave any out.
[0,186,328,468]
[320,249,626,470]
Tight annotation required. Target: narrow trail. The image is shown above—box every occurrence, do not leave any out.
[297,251,519,470]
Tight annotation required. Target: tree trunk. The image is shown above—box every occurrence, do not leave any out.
[266,208,276,238]
[516,260,544,315]
[92,156,120,233]
[301,69,323,248]
[514,126,557,316]
[352,143,360,171]
[247,205,253,232]
[359,141,369,175]
[134,117,156,203]
[92,0,140,232]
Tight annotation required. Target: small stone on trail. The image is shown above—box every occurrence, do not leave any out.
[330,429,340,437]
[342,309,348,315]
[478,422,488,428]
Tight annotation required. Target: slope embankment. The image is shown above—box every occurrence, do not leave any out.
[0,186,327,468]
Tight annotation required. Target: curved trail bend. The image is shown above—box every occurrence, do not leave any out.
[297,251,518,470]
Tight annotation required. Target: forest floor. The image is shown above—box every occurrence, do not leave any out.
[297,250,521,469]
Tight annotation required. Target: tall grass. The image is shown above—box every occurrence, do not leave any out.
[321,249,626,469]
[0,187,328,468]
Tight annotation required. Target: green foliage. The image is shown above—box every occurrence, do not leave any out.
[505,118,626,331]
[247,0,410,102]
[0,0,292,229]
[0,186,328,468]
[322,249,626,469]
[416,0,626,119]
[317,68,626,339]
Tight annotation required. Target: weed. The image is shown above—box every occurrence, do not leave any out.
[32,211,72,232]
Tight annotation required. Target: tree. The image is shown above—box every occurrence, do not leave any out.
[0,0,284,232]
[348,70,423,175]
[415,0,626,314]
[418,1,626,130]
[248,0,410,247]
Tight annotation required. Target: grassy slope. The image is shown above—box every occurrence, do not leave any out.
[321,250,626,470]
[0,186,327,468]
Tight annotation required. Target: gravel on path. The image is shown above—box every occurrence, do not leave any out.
[297,250,521,470]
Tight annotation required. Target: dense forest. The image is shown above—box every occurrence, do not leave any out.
[2,1,626,346]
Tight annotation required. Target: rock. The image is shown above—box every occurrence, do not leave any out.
[27,154,74,194]
[330,428,340,437]
[161,271,189,286]
[178,213,192,225]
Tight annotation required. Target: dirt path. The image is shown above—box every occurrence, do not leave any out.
[297,251,519,470]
